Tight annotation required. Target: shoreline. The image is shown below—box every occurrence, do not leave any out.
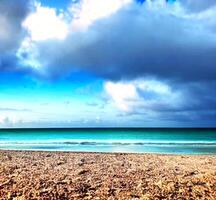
[1,149,216,155]
[1,150,216,199]
[1,149,216,156]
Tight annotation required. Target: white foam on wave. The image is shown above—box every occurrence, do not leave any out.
[1,139,216,146]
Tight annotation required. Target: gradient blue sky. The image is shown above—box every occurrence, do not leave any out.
[0,0,216,127]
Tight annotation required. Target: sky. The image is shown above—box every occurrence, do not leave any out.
[0,0,216,127]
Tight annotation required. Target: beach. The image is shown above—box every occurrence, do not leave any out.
[0,151,216,199]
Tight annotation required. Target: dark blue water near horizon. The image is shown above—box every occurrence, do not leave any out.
[0,128,216,154]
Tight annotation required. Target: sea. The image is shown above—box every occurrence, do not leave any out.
[0,128,216,154]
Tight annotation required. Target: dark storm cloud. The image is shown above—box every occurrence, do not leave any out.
[30,2,216,83]
[158,81,216,123]
[1,0,216,83]
[0,0,32,70]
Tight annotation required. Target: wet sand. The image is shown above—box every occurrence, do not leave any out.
[0,150,216,199]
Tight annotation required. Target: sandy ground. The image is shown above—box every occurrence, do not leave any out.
[0,151,216,199]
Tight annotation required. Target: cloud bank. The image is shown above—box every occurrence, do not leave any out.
[104,79,216,123]
[18,0,216,83]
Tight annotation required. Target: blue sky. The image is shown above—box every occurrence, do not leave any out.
[0,0,216,127]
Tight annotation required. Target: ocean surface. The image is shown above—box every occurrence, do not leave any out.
[0,128,216,154]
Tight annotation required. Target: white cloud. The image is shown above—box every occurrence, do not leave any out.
[22,0,132,41]
[22,3,69,41]
[105,81,138,111]
[17,37,42,69]
[0,116,23,127]
[104,79,183,113]
[18,0,132,70]
[135,79,171,95]
[70,0,132,31]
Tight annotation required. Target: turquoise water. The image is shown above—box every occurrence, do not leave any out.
[0,128,216,154]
